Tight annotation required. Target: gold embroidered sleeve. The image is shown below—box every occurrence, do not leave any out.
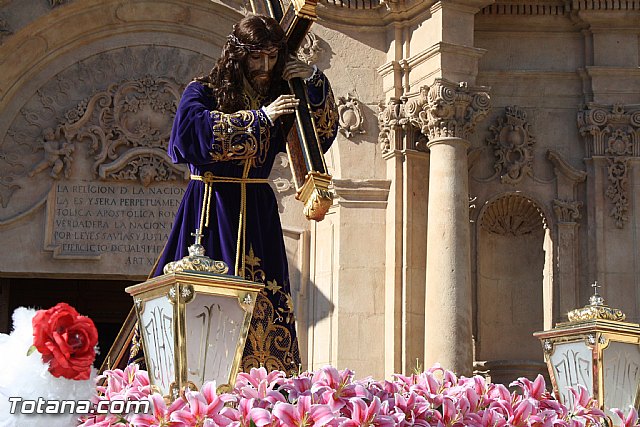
[209,109,271,165]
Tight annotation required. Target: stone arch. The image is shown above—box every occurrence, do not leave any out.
[0,0,242,223]
[474,191,551,384]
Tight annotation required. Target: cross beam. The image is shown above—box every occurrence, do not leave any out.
[252,0,333,221]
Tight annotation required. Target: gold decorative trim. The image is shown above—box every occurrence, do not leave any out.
[568,304,626,322]
[163,243,229,275]
[296,172,333,221]
[291,0,319,19]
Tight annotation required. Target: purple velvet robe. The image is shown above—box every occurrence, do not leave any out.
[154,70,338,373]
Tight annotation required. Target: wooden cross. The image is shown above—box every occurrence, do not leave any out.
[251,0,333,221]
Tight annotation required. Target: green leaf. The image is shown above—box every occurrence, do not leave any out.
[250,421,257,427]
[26,345,37,356]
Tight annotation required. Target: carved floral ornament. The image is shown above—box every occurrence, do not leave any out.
[578,103,640,228]
[377,79,490,154]
[486,106,536,186]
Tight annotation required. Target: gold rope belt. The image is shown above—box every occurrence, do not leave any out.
[191,169,269,277]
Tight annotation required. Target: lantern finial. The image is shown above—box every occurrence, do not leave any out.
[567,280,625,322]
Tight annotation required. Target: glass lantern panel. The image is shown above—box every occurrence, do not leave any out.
[603,341,640,417]
[140,295,175,397]
[185,293,245,389]
[549,340,593,410]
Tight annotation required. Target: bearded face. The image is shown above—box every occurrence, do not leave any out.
[244,46,279,96]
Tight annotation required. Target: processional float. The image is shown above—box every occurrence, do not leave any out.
[102,0,333,400]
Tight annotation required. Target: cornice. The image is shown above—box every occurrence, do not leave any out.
[406,42,487,70]
[317,0,434,28]
[547,150,587,183]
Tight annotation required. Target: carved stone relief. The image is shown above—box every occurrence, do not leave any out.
[0,17,12,44]
[337,94,365,138]
[50,0,71,8]
[553,199,582,224]
[486,106,535,185]
[0,45,212,222]
[578,103,640,228]
[480,193,546,236]
[59,76,187,184]
[296,32,322,66]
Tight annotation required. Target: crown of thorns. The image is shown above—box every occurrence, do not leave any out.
[227,34,283,52]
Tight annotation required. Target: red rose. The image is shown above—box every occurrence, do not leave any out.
[32,302,98,380]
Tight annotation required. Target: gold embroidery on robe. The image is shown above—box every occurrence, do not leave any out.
[307,74,338,141]
[241,247,300,374]
[210,110,270,165]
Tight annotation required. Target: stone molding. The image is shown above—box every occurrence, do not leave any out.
[547,150,588,184]
[578,102,640,228]
[332,178,391,208]
[480,1,568,15]
[479,0,640,16]
[486,105,536,185]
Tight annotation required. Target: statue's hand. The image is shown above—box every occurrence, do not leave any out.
[264,94,299,122]
[283,57,313,81]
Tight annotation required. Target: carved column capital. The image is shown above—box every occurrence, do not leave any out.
[553,199,583,224]
[406,78,491,141]
[577,103,640,158]
[577,103,640,228]
[377,98,407,155]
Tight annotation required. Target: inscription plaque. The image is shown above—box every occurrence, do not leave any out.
[46,180,185,269]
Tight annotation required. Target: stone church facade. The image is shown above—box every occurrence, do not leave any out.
[0,0,638,383]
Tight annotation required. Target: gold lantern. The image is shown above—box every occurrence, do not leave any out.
[126,239,263,400]
[534,282,640,422]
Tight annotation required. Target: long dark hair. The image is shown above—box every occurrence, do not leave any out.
[197,15,288,113]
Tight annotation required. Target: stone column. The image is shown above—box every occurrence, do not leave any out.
[406,78,489,376]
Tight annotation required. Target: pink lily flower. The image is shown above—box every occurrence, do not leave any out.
[510,376,547,401]
[129,393,185,427]
[171,390,233,427]
[611,407,640,427]
[272,395,335,427]
[339,397,394,427]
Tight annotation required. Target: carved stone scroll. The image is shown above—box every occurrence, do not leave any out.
[296,31,322,65]
[486,106,535,185]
